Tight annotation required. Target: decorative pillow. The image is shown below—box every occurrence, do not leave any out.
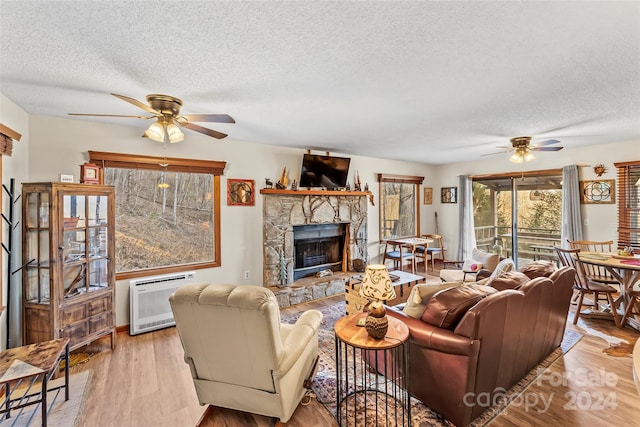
[462,260,484,272]
[420,284,497,330]
[402,282,460,318]
[487,271,530,291]
[519,261,556,279]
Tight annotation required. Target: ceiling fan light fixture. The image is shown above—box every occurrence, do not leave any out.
[509,151,524,163]
[524,151,535,162]
[167,122,184,143]
[145,121,166,142]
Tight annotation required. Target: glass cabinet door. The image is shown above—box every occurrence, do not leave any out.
[24,191,50,304]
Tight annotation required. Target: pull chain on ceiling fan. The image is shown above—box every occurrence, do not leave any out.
[69,93,235,143]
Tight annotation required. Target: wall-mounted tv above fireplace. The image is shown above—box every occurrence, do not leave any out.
[299,154,351,189]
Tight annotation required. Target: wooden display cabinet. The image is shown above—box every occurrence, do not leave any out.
[22,182,116,350]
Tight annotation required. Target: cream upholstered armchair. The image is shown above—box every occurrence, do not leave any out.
[439,248,500,282]
[169,284,323,425]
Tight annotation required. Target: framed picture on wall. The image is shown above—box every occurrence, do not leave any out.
[227,179,255,206]
[580,179,615,204]
[441,187,457,203]
[423,187,433,205]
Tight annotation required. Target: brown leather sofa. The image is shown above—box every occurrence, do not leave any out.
[383,266,575,426]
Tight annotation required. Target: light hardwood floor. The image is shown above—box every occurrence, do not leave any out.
[71,275,640,427]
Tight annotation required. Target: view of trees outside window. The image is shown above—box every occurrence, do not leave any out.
[104,168,216,273]
[473,178,562,261]
[380,182,417,240]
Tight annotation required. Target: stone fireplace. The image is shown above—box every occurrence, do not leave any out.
[262,190,369,305]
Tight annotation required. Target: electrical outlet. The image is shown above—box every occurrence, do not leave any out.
[244,271,250,279]
[584,218,590,226]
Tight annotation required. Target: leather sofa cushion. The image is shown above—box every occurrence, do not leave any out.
[519,261,556,279]
[487,271,531,291]
[402,282,461,318]
[421,284,497,330]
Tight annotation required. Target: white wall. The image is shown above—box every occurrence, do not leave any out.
[432,139,640,257]
[1,93,30,349]
[27,115,436,327]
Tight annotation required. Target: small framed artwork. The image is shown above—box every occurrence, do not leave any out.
[580,179,615,204]
[423,187,433,205]
[441,187,457,204]
[227,179,255,206]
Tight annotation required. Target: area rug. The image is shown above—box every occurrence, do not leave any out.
[0,370,91,427]
[282,300,582,426]
[603,339,637,357]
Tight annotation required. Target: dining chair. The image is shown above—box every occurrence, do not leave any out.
[566,239,619,286]
[553,246,621,327]
[383,241,415,273]
[415,234,444,272]
[621,289,640,328]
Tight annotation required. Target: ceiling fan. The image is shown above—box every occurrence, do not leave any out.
[483,136,564,163]
[69,93,235,143]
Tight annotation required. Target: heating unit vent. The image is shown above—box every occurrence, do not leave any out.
[130,271,197,335]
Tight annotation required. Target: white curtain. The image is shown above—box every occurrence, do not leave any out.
[457,175,477,260]
[561,164,583,247]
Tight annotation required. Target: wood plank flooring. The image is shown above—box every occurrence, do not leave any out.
[70,271,640,427]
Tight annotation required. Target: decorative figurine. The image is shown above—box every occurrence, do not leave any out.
[364,183,369,191]
[291,179,297,190]
[276,167,289,189]
[345,181,350,191]
[354,171,362,191]
[265,178,273,189]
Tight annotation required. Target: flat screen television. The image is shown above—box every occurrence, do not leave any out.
[299,154,351,189]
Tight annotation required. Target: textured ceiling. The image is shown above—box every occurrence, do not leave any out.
[1,1,639,164]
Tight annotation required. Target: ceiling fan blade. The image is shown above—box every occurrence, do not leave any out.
[534,139,561,146]
[532,146,564,151]
[180,114,235,123]
[481,150,511,156]
[68,113,153,119]
[111,93,160,115]
[181,122,228,139]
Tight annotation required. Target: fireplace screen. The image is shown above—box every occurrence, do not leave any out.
[293,223,347,279]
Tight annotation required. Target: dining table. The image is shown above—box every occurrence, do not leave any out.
[385,237,433,273]
[579,251,640,330]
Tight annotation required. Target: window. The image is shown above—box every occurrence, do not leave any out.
[89,151,225,280]
[378,174,423,241]
[615,161,640,251]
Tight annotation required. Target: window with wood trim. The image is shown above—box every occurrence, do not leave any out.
[89,151,225,280]
[378,174,423,241]
[615,161,640,251]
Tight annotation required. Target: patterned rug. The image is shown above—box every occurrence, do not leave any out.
[282,300,582,426]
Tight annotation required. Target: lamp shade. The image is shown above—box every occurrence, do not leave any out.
[167,122,184,143]
[145,121,166,142]
[359,264,396,301]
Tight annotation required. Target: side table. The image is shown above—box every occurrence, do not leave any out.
[334,313,411,426]
[0,338,70,426]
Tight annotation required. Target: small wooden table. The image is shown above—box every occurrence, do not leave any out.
[0,338,70,426]
[345,270,426,315]
[334,313,411,426]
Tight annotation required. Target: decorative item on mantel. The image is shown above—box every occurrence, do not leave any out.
[264,178,273,189]
[354,171,362,191]
[359,264,396,339]
[276,167,289,189]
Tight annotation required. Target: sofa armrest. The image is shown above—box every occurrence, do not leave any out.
[387,307,477,357]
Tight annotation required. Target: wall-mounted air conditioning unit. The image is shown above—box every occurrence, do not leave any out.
[129,271,197,335]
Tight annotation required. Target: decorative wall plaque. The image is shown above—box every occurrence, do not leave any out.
[580,179,614,204]
[441,187,457,204]
[227,179,255,206]
[423,187,433,205]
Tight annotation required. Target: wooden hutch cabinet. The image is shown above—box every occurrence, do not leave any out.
[22,182,116,350]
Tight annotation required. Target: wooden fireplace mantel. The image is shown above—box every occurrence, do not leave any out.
[260,189,372,197]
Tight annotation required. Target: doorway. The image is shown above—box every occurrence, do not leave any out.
[473,171,562,267]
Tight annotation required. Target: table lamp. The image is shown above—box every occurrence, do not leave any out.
[359,264,396,339]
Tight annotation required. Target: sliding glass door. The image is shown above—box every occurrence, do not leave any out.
[473,172,562,267]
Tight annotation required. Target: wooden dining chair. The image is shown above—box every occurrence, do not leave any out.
[621,289,640,328]
[414,234,444,272]
[554,246,621,327]
[566,240,619,286]
[383,241,415,273]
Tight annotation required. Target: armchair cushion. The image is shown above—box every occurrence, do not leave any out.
[462,260,484,272]
[402,282,461,318]
[439,248,500,282]
[420,284,497,329]
[476,258,515,285]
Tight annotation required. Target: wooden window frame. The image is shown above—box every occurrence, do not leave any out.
[377,174,424,242]
[614,160,640,251]
[89,151,226,280]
